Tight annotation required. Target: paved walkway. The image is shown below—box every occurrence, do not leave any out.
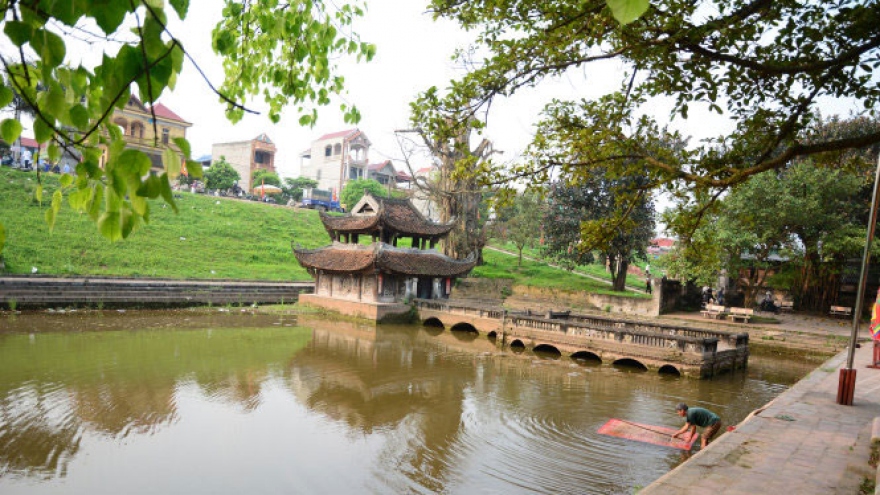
[643,342,880,494]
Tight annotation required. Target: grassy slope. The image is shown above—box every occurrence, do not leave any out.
[473,248,648,298]
[0,167,645,297]
[487,240,649,292]
[0,167,330,281]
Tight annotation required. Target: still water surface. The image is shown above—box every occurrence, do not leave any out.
[0,310,815,494]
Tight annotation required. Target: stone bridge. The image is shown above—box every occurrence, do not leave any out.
[415,299,749,379]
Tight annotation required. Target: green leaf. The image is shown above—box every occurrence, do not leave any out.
[159,173,178,213]
[77,159,102,180]
[91,0,128,35]
[4,21,33,47]
[172,136,191,158]
[0,119,23,145]
[68,187,90,211]
[130,191,148,216]
[136,174,163,198]
[45,207,57,232]
[69,104,90,129]
[32,29,66,68]
[118,149,152,176]
[88,184,104,221]
[120,205,137,238]
[35,184,43,204]
[44,83,67,118]
[33,117,53,143]
[606,0,649,25]
[185,159,203,179]
[98,211,122,241]
[169,0,190,20]
[59,173,74,188]
[0,85,13,108]
[47,143,61,163]
[163,147,181,180]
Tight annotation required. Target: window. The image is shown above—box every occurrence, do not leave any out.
[255,150,269,164]
[324,145,332,157]
[349,167,363,180]
[161,128,169,144]
[334,144,342,155]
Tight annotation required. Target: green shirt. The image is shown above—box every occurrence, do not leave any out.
[686,407,720,428]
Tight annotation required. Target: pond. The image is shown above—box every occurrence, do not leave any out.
[0,310,816,494]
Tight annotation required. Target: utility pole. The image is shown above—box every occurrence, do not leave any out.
[838,153,880,405]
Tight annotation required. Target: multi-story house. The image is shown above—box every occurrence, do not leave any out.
[110,96,191,172]
[299,129,371,196]
[211,133,277,191]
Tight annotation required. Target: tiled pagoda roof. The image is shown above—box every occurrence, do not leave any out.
[293,243,476,277]
[320,194,454,237]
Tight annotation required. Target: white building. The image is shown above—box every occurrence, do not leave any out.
[299,129,371,196]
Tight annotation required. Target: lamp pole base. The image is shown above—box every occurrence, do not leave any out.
[837,368,857,405]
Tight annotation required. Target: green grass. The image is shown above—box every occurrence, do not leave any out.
[0,167,332,280]
[488,239,649,290]
[473,248,648,298]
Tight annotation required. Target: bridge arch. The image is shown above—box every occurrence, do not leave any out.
[509,339,526,352]
[571,351,602,364]
[533,344,562,359]
[422,317,444,328]
[450,322,478,333]
[658,364,681,376]
[612,358,648,372]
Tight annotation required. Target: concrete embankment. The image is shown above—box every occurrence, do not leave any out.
[0,276,314,308]
[642,343,880,494]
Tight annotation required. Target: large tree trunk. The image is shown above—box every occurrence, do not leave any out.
[613,258,629,291]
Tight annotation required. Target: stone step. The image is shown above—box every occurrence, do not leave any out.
[0,277,314,308]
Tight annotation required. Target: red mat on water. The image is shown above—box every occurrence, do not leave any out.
[597,418,696,450]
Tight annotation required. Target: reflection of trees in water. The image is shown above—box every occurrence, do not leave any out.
[286,320,477,491]
[0,386,81,478]
[0,324,312,476]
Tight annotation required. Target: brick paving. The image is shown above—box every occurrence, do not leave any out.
[642,342,880,494]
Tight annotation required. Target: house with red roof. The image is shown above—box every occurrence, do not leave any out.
[299,129,371,197]
[109,95,191,172]
[648,237,676,256]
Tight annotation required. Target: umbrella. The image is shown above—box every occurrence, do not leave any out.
[253,184,282,194]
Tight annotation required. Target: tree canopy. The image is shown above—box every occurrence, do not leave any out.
[0,0,373,251]
[426,0,880,239]
[340,178,388,208]
[284,177,319,202]
[203,157,240,191]
[543,174,655,291]
[252,169,281,188]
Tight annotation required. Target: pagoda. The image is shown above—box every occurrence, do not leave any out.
[294,194,476,321]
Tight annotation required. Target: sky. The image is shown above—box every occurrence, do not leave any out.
[4,2,867,194]
[156,1,634,181]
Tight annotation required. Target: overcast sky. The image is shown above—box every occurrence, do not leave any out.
[7,2,866,186]
[159,1,636,180]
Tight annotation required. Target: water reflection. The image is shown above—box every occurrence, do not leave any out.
[0,311,814,494]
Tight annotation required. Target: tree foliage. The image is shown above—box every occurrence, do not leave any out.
[493,192,543,266]
[543,174,655,291]
[664,155,872,308]
[213,0,374,125]
[399,89,502,262]
[0,0,372,252]
[203,157,241,191]
[252,169,281,188]
[427,0,880,239]
[340,178,387,208]
[283,176,319,202]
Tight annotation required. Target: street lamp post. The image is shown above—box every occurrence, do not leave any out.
[838,154,880,405]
